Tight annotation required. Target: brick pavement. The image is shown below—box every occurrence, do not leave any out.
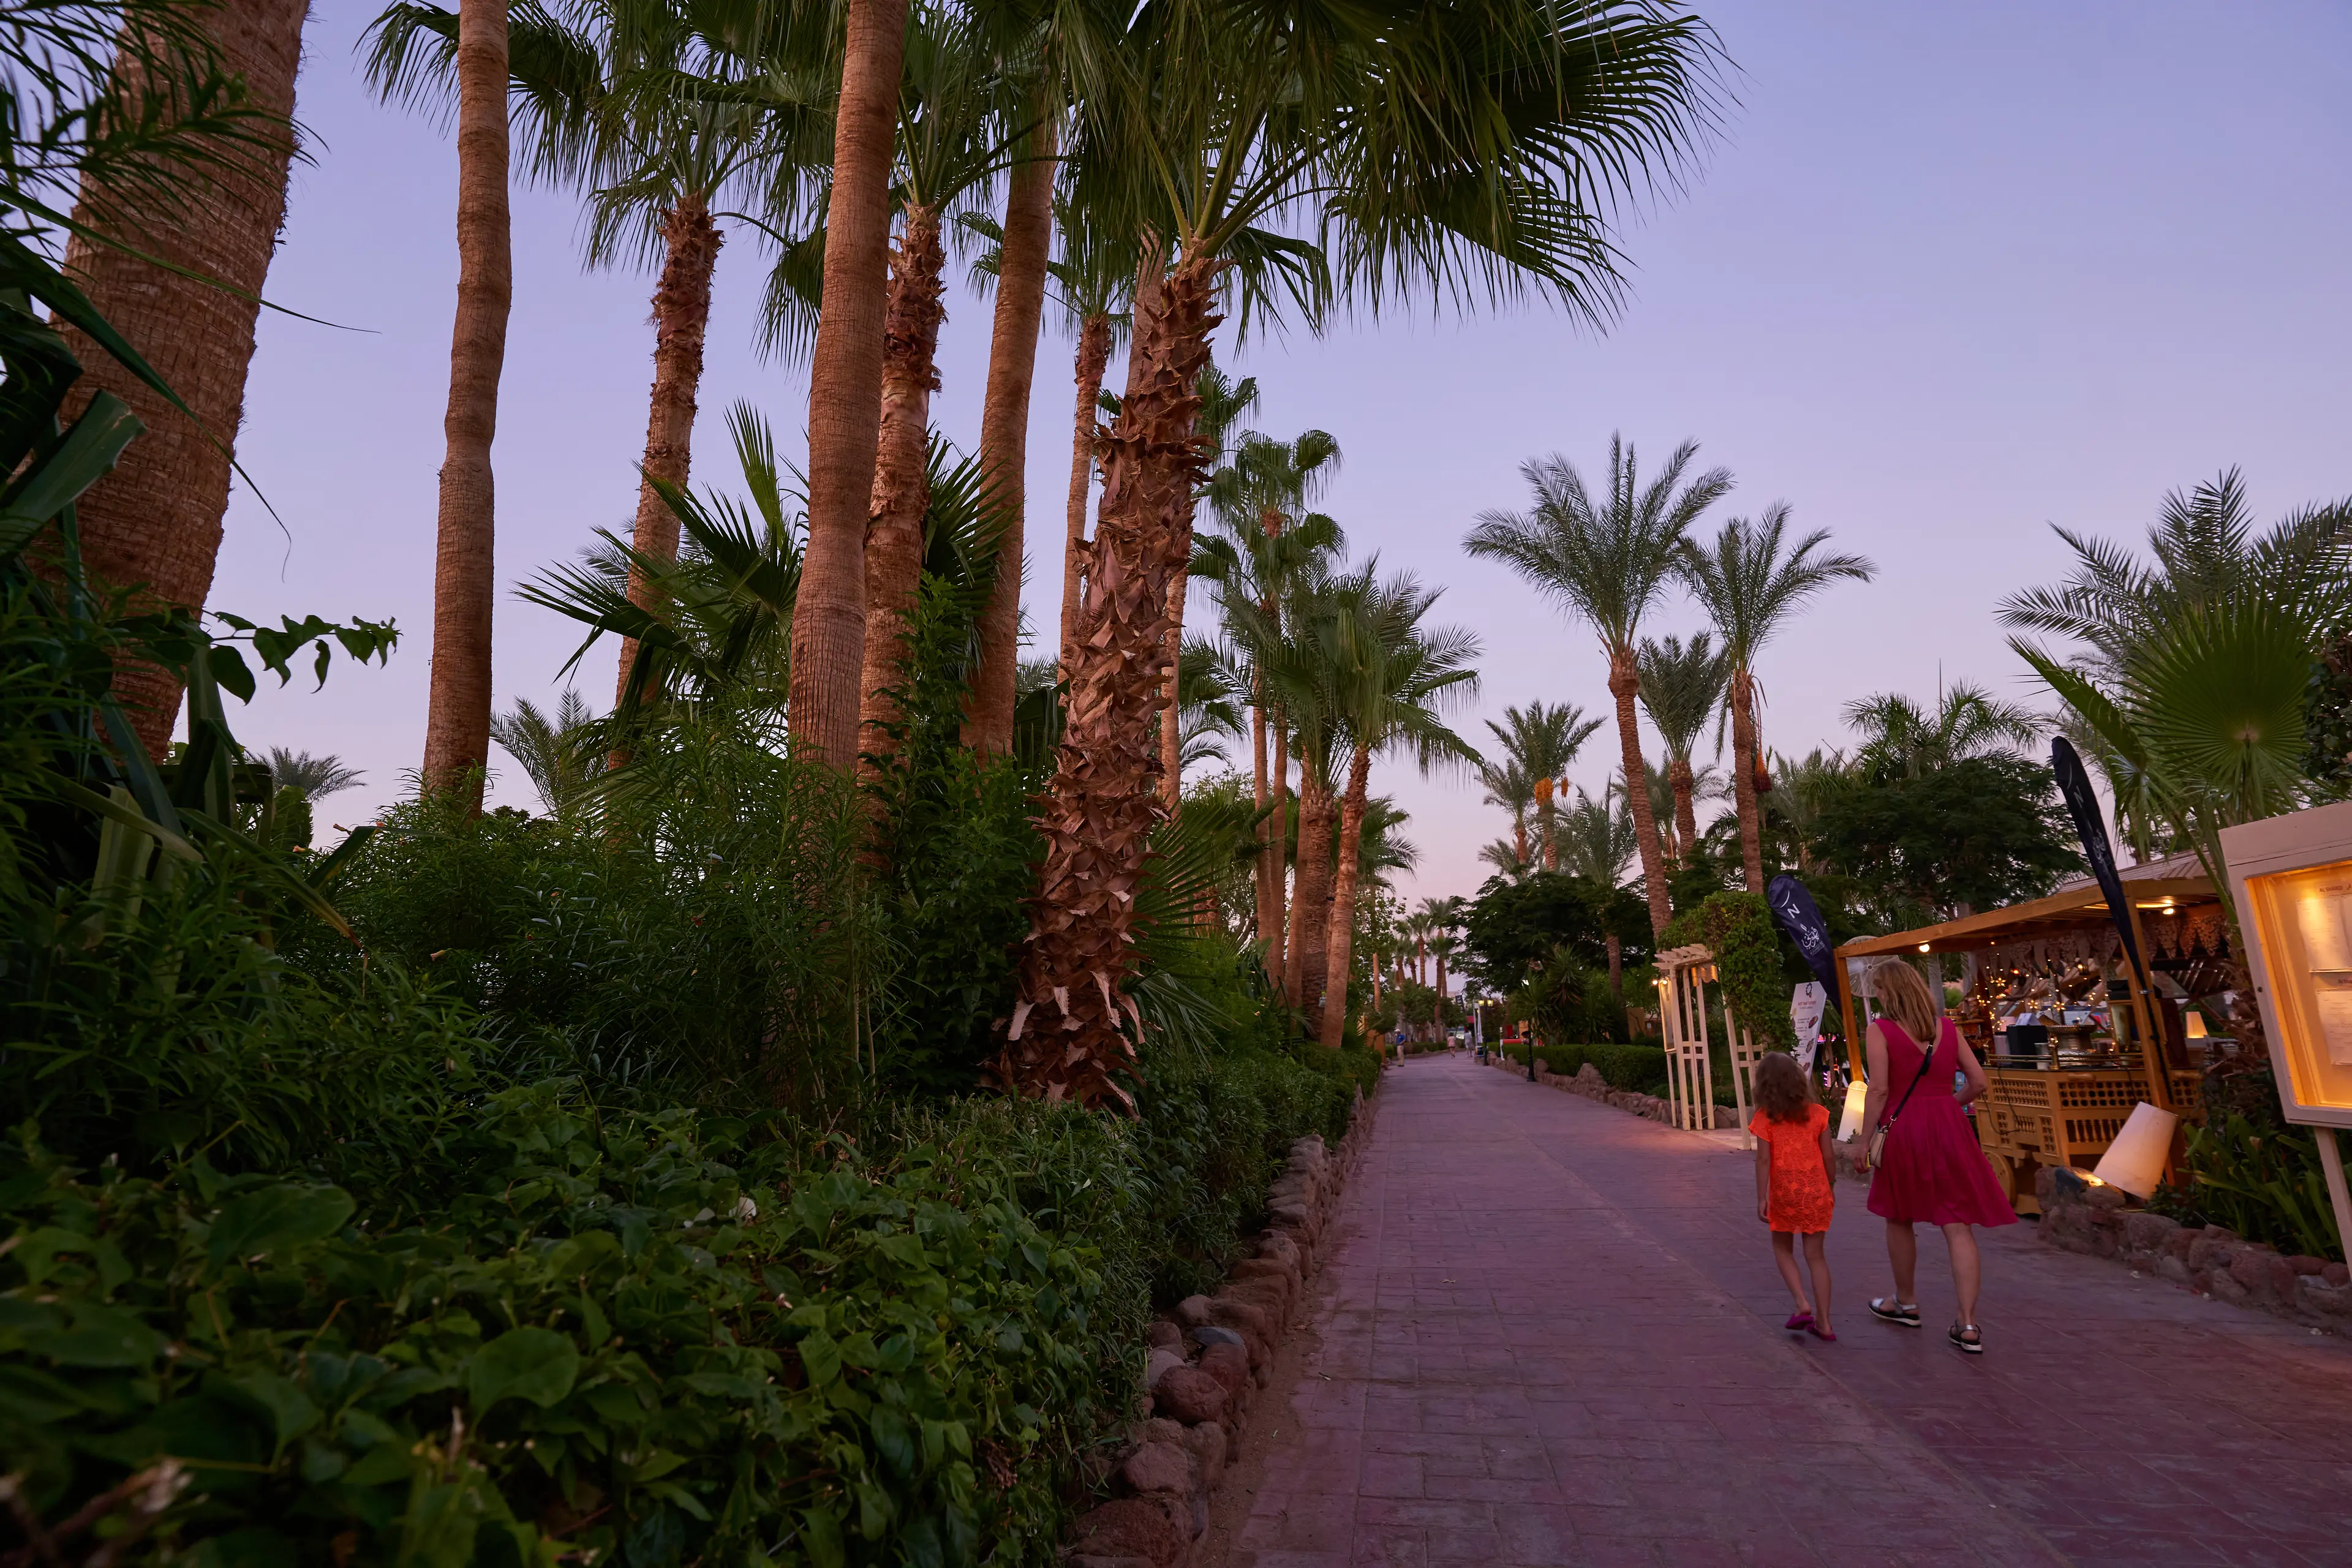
[1215,1050,2352,1567]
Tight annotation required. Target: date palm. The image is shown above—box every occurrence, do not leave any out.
[1555,783,1636,999]
[1636,631,1728,870]
[1843,682,2040,783]
[1678,502,1875,892]
[265,750,364,802]
[1314,570,1480,1047]
[1479,756,1536,869]
[1468,436,1731,934]
[1482,701,1601,872]
[489,689,605,816]
[1003,0,1720,1103]
[1157,364,1261,808]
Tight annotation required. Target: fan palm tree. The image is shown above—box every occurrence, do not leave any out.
[1467,437,1732,933]
[1001,1,1721,1103]
[1315,570,1480,1046]
[1636,631,1729,870]
[1678,503,1875,892]
[50,0,307,758]
[1482,701,1602,871]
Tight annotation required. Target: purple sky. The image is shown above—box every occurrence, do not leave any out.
[212,1,2352,903]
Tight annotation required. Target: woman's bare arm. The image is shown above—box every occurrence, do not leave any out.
[1856,1021,1890,1167]
[1954,1029,1988,1107]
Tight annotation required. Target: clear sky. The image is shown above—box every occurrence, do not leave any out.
[212,1,2352,902]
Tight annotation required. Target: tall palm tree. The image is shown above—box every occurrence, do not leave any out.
[1679,503,1875,892]
[1479,838,1529,878]
[413,0,514,805]
[1427,929,1461,1039]
[1555,784,1636,999]
[1763,746,1849,874]
[1315,570,1480,1047]
[1482,701,1601,871]
[997,1,1719,1103]
[1636,631,1728,870]
[1468,436,1732,933]
[1158,364,1261,808]
[51,0,309,758]
[1194,438,1344,988]
[789,0,911,771]
[1479,756,1536,868]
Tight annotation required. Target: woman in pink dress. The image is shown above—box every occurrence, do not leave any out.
[1852,960,2016,1354]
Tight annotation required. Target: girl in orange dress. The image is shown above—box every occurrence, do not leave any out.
[1751,1052,1838,1341]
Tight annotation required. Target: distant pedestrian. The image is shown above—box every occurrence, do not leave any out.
[1751,1051,1838,1341]
[1853,959,2016,1354]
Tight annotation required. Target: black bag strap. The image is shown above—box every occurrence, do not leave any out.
[1878,1021,1939,1128]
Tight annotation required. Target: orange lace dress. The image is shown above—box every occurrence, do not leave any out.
[1751,1102,1834,1234]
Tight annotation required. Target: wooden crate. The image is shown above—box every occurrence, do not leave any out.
[1977,1065,2203,1214]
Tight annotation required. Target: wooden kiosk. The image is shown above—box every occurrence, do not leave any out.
[1832,857,2224,1214]
[1654,944,1771,1147]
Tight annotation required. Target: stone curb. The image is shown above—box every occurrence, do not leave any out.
[1485,1053,1741,1133]
[2032,1166,2352,1329]
[1060,1084,1379,1568]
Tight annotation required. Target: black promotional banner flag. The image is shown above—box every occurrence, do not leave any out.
[2050,736,2147,986]
[1766,874,1841,997]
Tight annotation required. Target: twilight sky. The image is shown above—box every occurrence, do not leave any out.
[211,0,2352,904]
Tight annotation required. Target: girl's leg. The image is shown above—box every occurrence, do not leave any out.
[1942,1223,1982,1324]
[1885,1218,1919,1305]
[1771,1230,1811,1312]
[1803,1231,1833,1331]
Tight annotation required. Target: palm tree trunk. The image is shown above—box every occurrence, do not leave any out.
[419,0,513,805]
[53,0,309,760]
[613,190,722,719]
[1669,757,1698,873]
[1611,647,1672,935]
[1268,720,1291,990]
[1730,666,1766,892]
[1319,750,1372,1049]
[993,241,1210,1106]
[1251,683,1278,964]
[1433,950,1447,1038]
[1539,799,1558,871]
[1292,774,1334,1032]
[1605,932,1623,1003]
[1158,566,1187,811]
[967,117,1058,753]
[1513,814,1526,869]
[854,203,946,773]
[788,0,907,770]
[1055,314,1112,667]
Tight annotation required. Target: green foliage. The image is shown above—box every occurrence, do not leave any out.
[2172,1111,2344,1262]
[1462,870,1648,998]
[1502,949,1618,1046]
[2305,635,2352,793]
[1502,1039,1669,1096]
[1810,755,2079,922]
[1678,891,1796,1054]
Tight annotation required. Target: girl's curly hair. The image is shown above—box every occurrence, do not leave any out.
[1754,1050,1815,1123]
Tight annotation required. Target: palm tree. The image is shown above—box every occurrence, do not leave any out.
[1468,435,1730,932]
[789,0,912,771]
[1482,701,1602,871]
[1679,503,1875,892]
[50,0,307,758]
[490,690,606,816]
[1194,436,1344,989]
[1636,631,1729,869]
[1158,364,1261,808]
[1427,929,1461,1040]
[1555,785,1637,1000]
[264,750,365,804]
[1843,682,2041,782]
[1479,756,1536,868]
[1763,747,1850,874]
[998,2,1719,1103]
[1315,570,1480,1047]
[1479,838,1529,878]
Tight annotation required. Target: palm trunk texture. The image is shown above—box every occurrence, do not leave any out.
[1433,951,1447,1037]
[1292,775,1333,1034]
[55,0,309,758]
[1319,750,1373,1048]
[1056,314,1112,666]
[419,0,513,805]
[788,0,907,770]
[1157,564,1186,811]
[1730,667,1766,893]
[614,192,722,715]
[967,120,1056,753]
[854,204,945,772]
[1612,649,1672,936]
[1669,758,1698,874]
[990,251,1216,1106]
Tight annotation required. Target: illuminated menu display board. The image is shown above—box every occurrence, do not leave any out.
[2225,802,2352,1128]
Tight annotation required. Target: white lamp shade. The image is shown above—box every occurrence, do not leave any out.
[1836,1080,1869,1143]
[2092,1102,2180,1199]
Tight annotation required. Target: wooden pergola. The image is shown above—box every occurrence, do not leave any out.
[1653,943,1771,1147]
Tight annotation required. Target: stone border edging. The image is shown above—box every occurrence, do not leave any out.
[2030,1166,2352,1328]
[1060,1085,1378,1568]
[1486,1052,1742,1133]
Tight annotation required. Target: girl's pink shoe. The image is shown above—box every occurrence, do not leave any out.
[1807,1323,1838,1342]
[1784,1311,1813,1331]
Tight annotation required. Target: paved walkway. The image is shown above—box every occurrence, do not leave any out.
[1215,1051,2352,1567]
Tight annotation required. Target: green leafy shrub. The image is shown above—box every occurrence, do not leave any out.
[1661,892,1795,1053]
[2153,1074,2346,1261]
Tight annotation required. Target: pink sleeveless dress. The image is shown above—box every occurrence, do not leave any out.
[1865,1018,2017,1228]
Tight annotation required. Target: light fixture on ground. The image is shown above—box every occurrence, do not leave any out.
[2090,1102,2180,1199]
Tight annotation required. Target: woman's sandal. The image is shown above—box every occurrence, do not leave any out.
[1784,1311,1814,1331]
[1949,1322,1983,1355]
[1868,1298,1921,1327]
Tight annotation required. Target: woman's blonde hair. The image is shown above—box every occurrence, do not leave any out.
[1868,960,1939,1042]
